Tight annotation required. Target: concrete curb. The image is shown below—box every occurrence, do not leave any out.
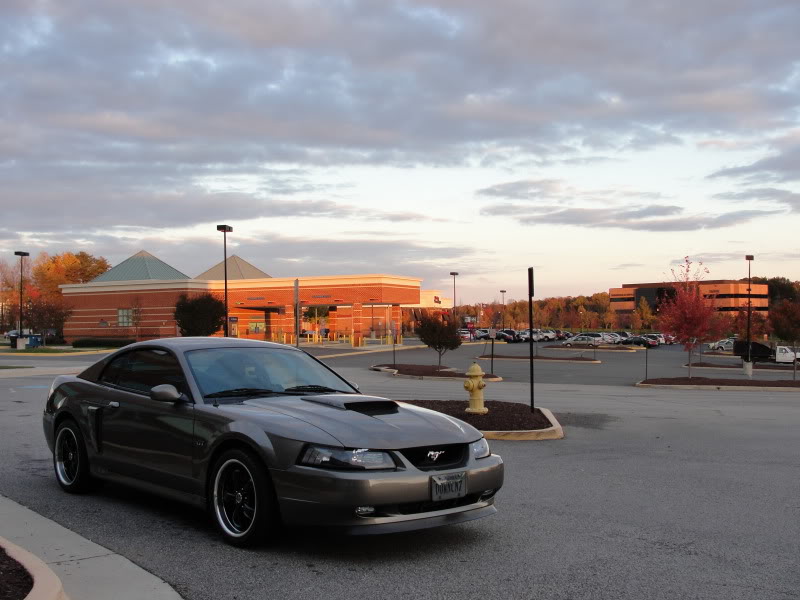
[369,365,503,382]
[0,536,68,600]
[475,356,601,364]
[635,381,800,392]
[683,363,799,373]
[481,407,564,441]
[0,350,111,357]
[316,340,487,359]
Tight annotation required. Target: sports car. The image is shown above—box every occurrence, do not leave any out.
[43,337,504,546]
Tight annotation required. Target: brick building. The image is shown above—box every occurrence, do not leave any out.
[609,280,769,316]
[61,251,429,344]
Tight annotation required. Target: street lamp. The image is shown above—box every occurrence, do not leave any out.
[449,272,459,319]
[500,289,507,329]
[746,255,754,363]
[14,251,29,337]
[216,225,233,336]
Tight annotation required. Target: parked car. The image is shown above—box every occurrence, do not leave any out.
[582,332,604,344]
[457,328,472,341]
[602,332,622,344]
[43,338,504,546]
[614,331,631,340]
[562,335,599,347]
[642,334,662,345]
[709,339,734,352]
[554,330,569,340]
[539,330,557,341]
[475,329,490,340]
[625,336,659,348]
[499,329,522,343]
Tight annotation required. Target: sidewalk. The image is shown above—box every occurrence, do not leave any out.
[0,494,183,600]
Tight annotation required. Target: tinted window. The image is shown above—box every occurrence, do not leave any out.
[116,349,187,395]
[99,354,129,385]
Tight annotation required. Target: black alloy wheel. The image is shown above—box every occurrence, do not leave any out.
[210,448,279,547]
[54,420,91,493]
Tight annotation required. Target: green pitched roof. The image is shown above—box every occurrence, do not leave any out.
[92,250,190,282]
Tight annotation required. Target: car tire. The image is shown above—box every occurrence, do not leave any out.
[53,419,92,494]
[210,448,280,547]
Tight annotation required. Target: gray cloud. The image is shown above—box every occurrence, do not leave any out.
[714,187,800,210]
[709,132,800,183]
[481,203,781,232]
[611,263,645,270]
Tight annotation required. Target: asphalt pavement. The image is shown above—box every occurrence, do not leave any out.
[0,348,798,600]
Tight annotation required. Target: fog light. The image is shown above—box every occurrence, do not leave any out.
[355,505,375,516]
[479,489,496,500]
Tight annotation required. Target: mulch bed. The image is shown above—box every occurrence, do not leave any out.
[373,364,500,378]
[0,546,33,600]
[477,354,598,362]
[402,400,552,430]
[691,361,799,371]
[642,377,800,387]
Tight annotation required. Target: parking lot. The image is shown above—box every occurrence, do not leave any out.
[0,343,798,600]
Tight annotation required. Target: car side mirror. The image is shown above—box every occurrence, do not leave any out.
[150,384,183,403]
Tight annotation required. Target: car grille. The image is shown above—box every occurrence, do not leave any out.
[399,443,467,471]
[395,493,482,515]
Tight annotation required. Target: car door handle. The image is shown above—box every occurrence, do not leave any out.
[107,401,120,409]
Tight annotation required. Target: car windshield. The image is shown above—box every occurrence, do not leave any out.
[185,347,356,402]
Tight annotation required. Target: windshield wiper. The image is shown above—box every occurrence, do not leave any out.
[282,385,353,394]
[204,388,280,399]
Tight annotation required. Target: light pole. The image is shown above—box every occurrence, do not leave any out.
[746,254,754,363]
[449,272,458,321]
[14,251,29,337]
[500,289,507,329]
[216,225,233,336]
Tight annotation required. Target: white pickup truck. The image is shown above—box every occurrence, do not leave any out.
[774,346,800,363]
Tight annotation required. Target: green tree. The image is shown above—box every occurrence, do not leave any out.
[416,315,462,371]
[174,293,226,336]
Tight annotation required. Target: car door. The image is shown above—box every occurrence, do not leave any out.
[98,348,196,494]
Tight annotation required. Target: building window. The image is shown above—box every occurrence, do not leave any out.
[118,309,133,327]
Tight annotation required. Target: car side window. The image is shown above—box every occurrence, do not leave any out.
[99,353,129,386]
[116,349,187,396]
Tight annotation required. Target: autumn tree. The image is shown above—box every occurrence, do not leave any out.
[730,310,771,341]
[635,297,654,330]
[657,257,726,377]
[174,294,226,337]
[416,315,462,371]
[770,300,800,380]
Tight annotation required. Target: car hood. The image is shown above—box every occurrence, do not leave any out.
[238,394,481,448]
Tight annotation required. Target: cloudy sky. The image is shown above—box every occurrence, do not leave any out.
[2,0,799,303]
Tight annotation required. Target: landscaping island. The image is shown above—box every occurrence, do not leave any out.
[0,546,32,600]
[641,377,800,388]
[372,364,502,380]
[403,400,552,430]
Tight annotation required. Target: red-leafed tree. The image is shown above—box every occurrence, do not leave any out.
[770,300,800,380]
[657,257,728,378]
[731,310,771,341]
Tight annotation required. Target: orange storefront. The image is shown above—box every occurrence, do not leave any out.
[61,251,422,344]
[609,280,769,315]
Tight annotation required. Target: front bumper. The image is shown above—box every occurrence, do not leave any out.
[271,453,504,532]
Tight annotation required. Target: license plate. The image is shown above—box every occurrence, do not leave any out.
[431,472,467,501]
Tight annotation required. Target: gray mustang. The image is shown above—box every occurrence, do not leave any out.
[43,338,504,546]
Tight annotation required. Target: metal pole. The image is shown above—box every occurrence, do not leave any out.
[18,256,23,334]
[501,290,506,329]
[746,257,752,363]
[223,230,228,336]
[294,279,300,349]
[490,337,495,375]
[528,268,535,413]
[645,344,649,381]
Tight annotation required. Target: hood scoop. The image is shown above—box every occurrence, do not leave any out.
[302,394,399,415]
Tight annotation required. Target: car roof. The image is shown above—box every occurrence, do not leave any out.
[124,337,298,353]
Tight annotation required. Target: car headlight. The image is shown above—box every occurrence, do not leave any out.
[471,438,490,459]
[299,445,395,470]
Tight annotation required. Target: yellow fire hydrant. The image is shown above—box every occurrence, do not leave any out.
[464,362,488,414]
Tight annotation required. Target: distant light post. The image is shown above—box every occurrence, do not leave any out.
[14,251,29,336]
[746,255,754,363]
[449,272,459,320]
[216,225,233,336]
[500,289,507,329]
